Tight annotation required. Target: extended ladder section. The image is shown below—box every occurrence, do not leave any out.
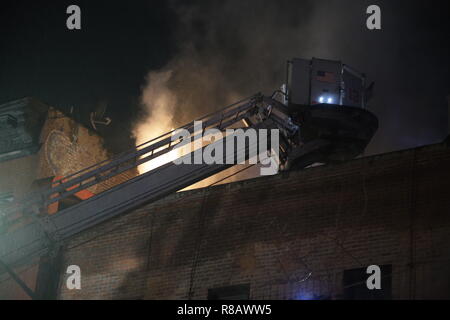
[0,93,298,269]
[0,89,379,273]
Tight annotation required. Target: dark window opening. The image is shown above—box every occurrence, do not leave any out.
[343,265,392,300]
[208,284,250,300]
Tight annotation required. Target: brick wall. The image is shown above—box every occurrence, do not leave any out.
[0,155,39,201]
[0,103,137,300]
[58,141,450,300]
[36,107,137,194]
[0,260,40,300]
[0,106,137,201]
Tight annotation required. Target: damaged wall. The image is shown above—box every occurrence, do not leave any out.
[0,98,137,202]
[0,98,138,299]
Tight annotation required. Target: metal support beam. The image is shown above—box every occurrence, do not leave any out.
[0,258,37,300]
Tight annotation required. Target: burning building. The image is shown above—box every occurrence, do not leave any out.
[3,131,449,300]
[0,57,449,300]
[56,139,450,300]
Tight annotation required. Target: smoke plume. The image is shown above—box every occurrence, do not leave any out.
[133,0,318,185]
[133,0,450,185]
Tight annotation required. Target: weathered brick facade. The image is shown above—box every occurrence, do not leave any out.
[57,140,450,300]
[0,99,137,202]
[0,98,137,300]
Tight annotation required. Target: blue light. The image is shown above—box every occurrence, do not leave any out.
[318,96,335,104]
[295,292,315,300]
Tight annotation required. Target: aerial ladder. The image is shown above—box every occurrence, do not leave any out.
[0,58,378,285]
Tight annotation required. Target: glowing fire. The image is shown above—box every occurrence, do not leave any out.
[133,70,252,189]
[133,70,179,174]
[136,132,181,173]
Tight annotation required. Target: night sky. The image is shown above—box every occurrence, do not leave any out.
[0,0,449,155]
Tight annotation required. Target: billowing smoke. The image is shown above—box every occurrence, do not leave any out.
[134,0,321,127]
[134,70,177,146]
[133,0,319,185]
[133,0,449,185]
